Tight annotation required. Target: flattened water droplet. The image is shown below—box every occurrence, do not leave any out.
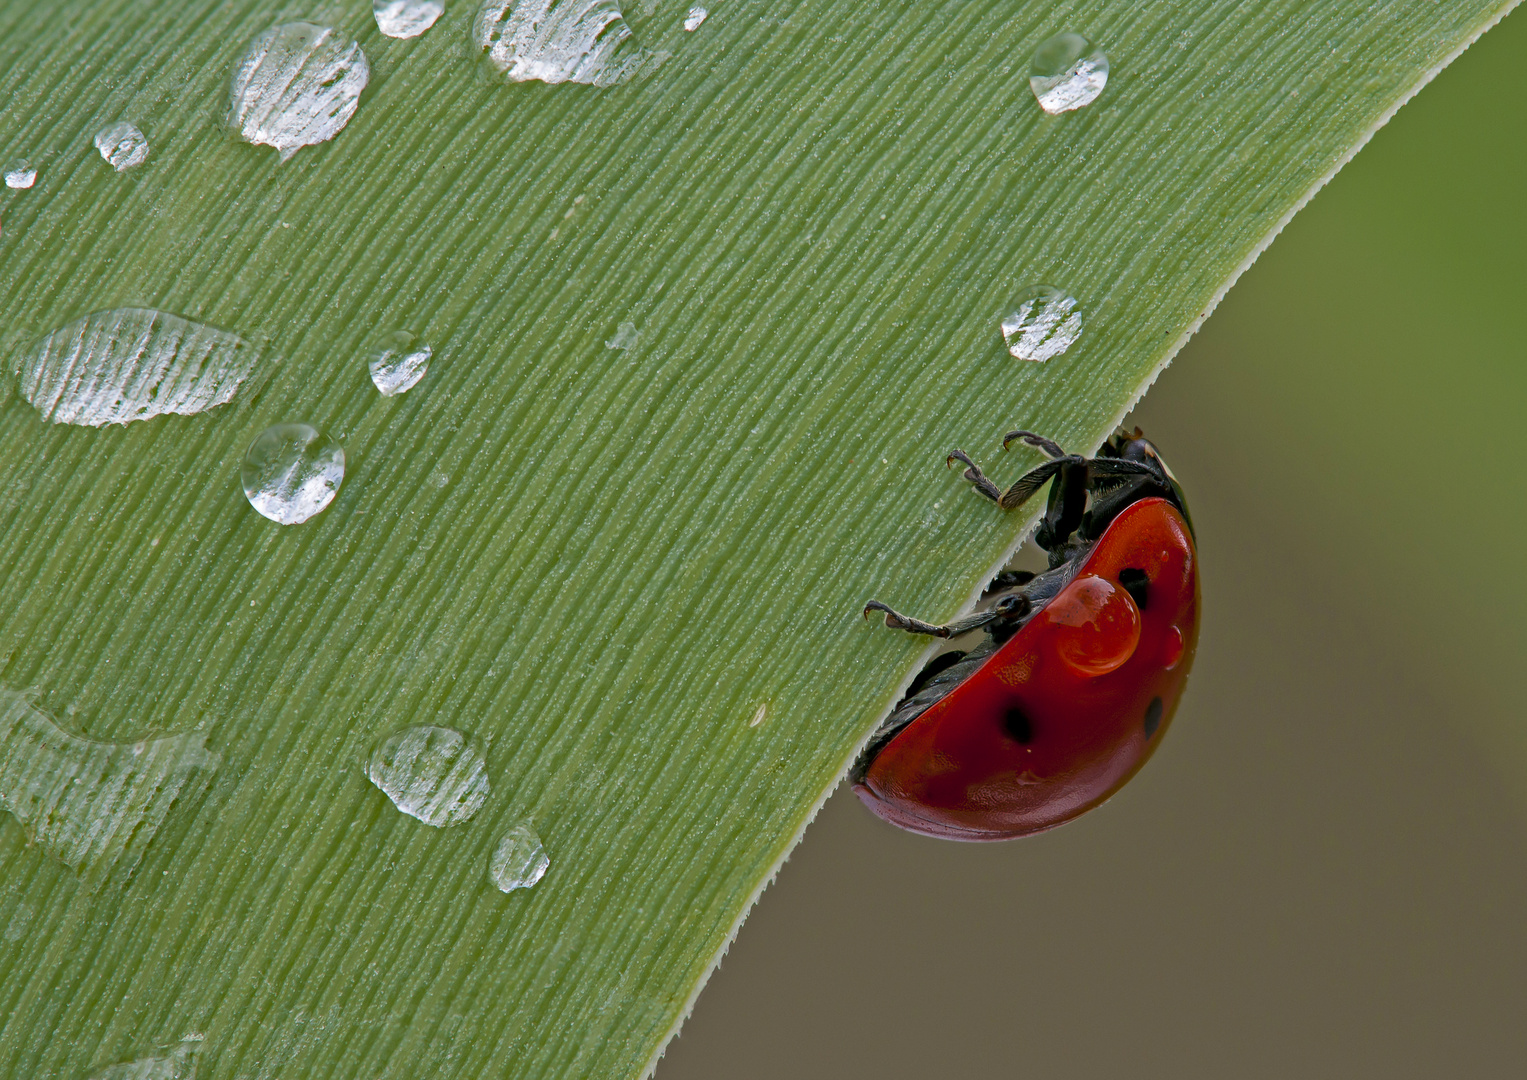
[683,5,708,30]
[605,320,639,349]
[1029,32,1109,114]
[230,23,370,162]
[11,308,261,426]
[1000,285,1082,362]
[489,820,549,892]
[4,162,36,189]
[367,725,490,827]
[94,121,149,171]
[472,0,668,86]
[374,0,445,38]
[87,1038,203,1080]
[241,423,345,525]
[367,331,431,396]
[0,690,220,887]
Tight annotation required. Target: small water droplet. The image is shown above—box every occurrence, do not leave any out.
[683,5,708,30]
[373,0,445,38]
[367,725,491,827]
[1000,285,1082,362]
[0,690,219,887]
[3,902,33,942]
[11,308,261,426]
[489,820,549,892]
[748,703,767,727]
[605,321,639,350]
[230,23,370,162]
[241,423,345,525]
[3,162,36,189]
[87,1038,203,1080]
[94,121,149,171]
[1028,32,1109,114]
[367,331,431,396]
[473,0,668,86]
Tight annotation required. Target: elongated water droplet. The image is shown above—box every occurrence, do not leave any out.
[374,0,445,38]
[4,162,36,189]
[683,5,707,30]
[489,820,550,892]
[0,690,219,887]
[605,320,639,350]
[367,331,431,396]
[367,725,490,827]
[1000,286,1082,362]
[87,1038,203,1080]
[230,23,370,162]
[1029,32,1109,114]
[11,308,261,426]
[241,423,345,524]
[94,121,149,171]
[472,0,667,87]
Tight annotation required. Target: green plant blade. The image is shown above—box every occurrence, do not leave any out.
[0,1,1513,1078]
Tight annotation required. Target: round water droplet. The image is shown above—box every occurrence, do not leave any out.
[684,5,708,30]
[94,121,149,171]
[241,423,345,524]
[489,821,550,892]
[4,162,36,189]
[229,23,370,162]
[1029,32,1109,114]
[1000,285,1082,362]
[367,725,491,827]
[1047,575,1140,676]
[373,0,445,38]
[367,331,431,396]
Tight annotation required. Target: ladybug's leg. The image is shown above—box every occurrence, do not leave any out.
[863,600,1002,639]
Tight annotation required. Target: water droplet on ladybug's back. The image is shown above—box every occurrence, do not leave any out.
[1046,575,1140,676]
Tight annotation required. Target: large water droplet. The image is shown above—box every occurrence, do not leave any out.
[367,725,491,827]
[1000,286,1082,362]
[4,162,36,189]
[472,0,667,87]
[683,5,708,31]
[374,0,445,38]
[489,820,550,892]
[230,23,370,162]
[11,308,261,426]
[0,690,219,887]
[87,1038,203,1080]
[367,331,432,396]
[94,121,149,171]
[1046,575,1141,676]
[1028,32,1109,114]
[241,423,345,525]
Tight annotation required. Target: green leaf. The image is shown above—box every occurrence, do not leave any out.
[0,1,1513,1077]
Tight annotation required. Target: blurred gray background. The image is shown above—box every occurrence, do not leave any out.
[659,7,1527,1078]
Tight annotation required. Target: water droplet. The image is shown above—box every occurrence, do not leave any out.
[472,0,668,86]
[94,121,149,171]
[748,703,767,727]
[230,23,370,162]
[683,5,707,30]
[1047,575,1140,676]
[241,423,345,525]
[11,308,261,426]
[1028,32,1109,114]
[3,902,33,942]
[0,689,219,887]
[367,725,491,827]
[3,162,36,189]
[1000,285,1082,362]
[605,320,639,350]
[366,331,431,396]
[87,1038,203,1080]
[489,820,549,892]
[374,0,445,38]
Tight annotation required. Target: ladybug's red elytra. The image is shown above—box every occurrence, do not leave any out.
[854,427,1199,841]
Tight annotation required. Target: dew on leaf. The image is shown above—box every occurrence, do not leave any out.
[489,821,550,892]
[94,121,149,170]
[1029,32,1109,114]
[367,726,491,827]
[367,331,432,396]
[1000,285,1081,362]
[230,23,370,161]
[241,423,345,525]
[374,0,445,38]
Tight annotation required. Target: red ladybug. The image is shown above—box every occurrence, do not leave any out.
[855,427,1199,840]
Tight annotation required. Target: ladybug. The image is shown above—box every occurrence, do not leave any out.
[854,427,1199,840]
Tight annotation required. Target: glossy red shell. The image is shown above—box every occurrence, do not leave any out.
[854,498,1199,840]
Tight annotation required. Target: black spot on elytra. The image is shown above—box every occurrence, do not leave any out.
[1002,707,1034,744]
[1143,696,1164,739]
[902,650,967,702]
[1118,567,1150,610]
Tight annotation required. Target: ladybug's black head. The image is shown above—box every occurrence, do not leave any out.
[1103,427,1194,538]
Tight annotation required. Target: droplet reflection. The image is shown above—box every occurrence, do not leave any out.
[1000,285,1082,362]
[241,423,345,525]
[1029,32,1109,114]
[489,821,550,892]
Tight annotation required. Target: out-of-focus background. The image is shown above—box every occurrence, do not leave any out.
[659,8,1527,1079]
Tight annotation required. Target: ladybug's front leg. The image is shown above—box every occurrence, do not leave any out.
[862,600,998,639]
